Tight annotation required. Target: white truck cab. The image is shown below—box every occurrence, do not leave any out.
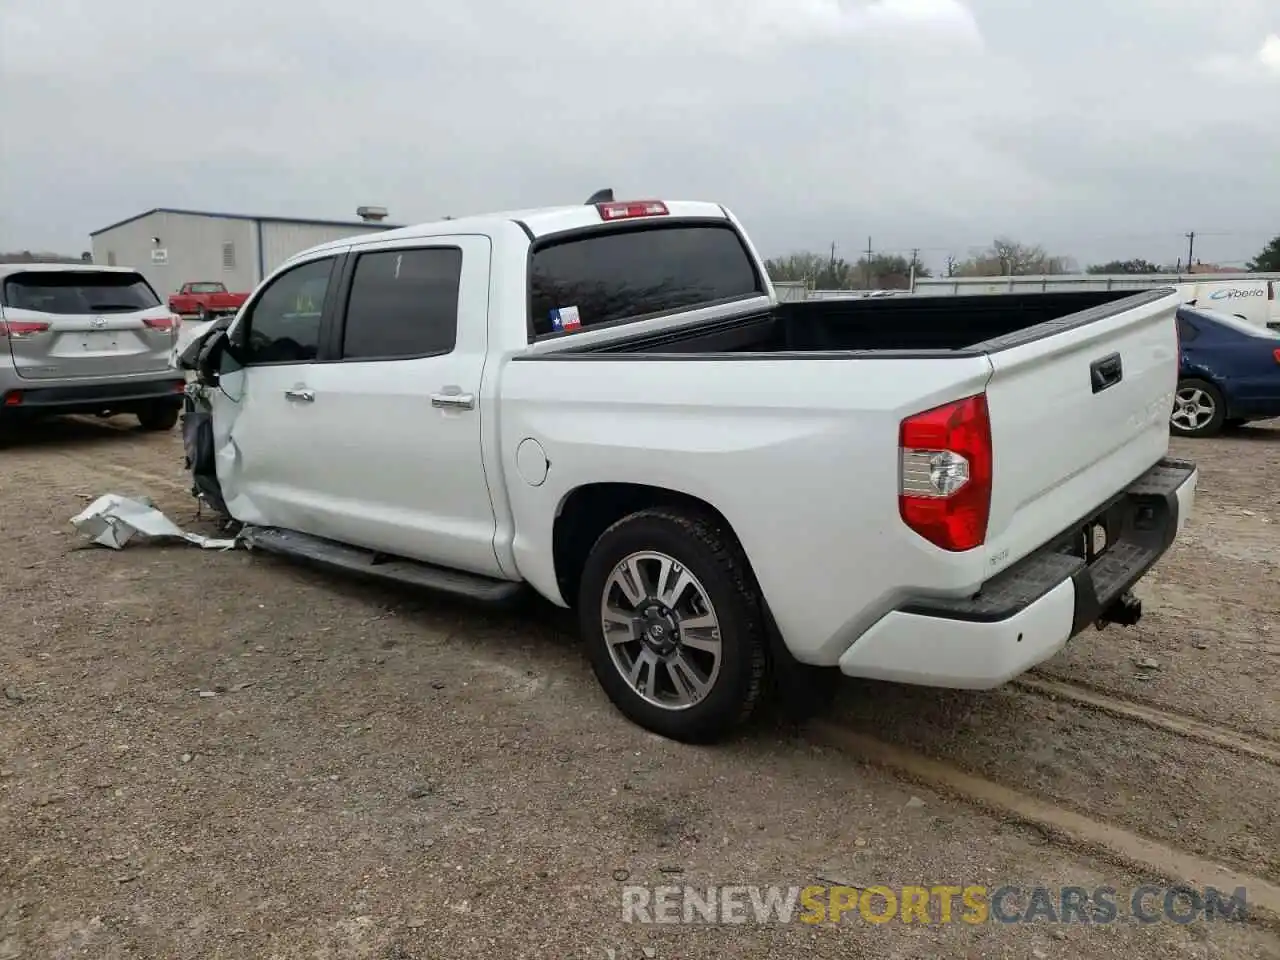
[182,193,1198,743]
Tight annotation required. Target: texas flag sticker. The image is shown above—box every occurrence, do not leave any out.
[550,305,582,332]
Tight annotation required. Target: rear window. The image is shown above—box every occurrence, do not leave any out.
[528,223,764,338]
[188,282,225,294]
[2,271,161,314]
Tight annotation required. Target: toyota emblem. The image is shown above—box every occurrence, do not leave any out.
[89,316,108,329]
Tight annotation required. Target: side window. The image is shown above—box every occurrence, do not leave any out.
[341,247,462,360]
[240,257,335,365]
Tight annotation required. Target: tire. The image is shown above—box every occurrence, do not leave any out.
[137,403,180,432]
[1170,378,1226,438]
[197,305,209,322]
[577,507,768,743]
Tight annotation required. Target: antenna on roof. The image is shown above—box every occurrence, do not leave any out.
[585,188,613,204]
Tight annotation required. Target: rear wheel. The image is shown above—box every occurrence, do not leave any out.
[1170,379,1226,438]
[197,305,209,322]
[137,403,180,432]
[577,508,768,743]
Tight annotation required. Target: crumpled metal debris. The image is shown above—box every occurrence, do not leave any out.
[70,494,239,551]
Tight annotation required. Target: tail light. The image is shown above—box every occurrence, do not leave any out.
[144,314,181,331]
[0,319,50,339]
[899,394,993,552]
[596,200,669,221]
[1272,348,1280,365]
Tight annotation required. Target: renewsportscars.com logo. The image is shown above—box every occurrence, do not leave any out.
[1209,288,1265,299]
[621,884,1249,926]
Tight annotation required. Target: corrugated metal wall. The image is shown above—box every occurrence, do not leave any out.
[258,221,391,277]
[772,281,809,302]
[91,212,258,296]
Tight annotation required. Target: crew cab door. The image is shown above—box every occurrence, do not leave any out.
[212,253,342,530]
[295,236,502,577]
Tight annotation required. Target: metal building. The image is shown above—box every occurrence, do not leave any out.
[89,208,402,296]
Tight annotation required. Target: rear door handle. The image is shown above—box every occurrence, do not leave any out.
[431,392,475,410]
[1090,353,1123,394]
[284,388,315,403]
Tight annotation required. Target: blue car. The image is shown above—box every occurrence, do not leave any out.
[1173,306,1280,437]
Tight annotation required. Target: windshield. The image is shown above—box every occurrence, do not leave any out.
[188,282,226,294]
[2,271,162,314]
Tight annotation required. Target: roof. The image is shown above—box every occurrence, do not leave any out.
[289,200,731,263]
[0,262,146,279]
[90,207,404,237]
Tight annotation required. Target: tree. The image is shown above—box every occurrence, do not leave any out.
[1247,235,1280,272]
[1086,258,1162,275]
[953,238,1077,277]
[0,250,86,264]
[764,251,856,289]
[763,250,933,290]
[854,254,932,290]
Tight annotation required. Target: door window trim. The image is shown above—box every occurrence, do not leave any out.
[322,243,466,364]
[232,253,344,368]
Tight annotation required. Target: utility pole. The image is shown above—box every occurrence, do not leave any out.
[829,241,837,285]
[946,254,956,277]
[909,248,919,292]
[864,236,873,290]
[1185,231,1195,274]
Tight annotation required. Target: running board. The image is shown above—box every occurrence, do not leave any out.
[241,526,526,604]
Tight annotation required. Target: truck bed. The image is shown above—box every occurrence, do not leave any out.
[572,289,1168,356]
[506,284,1182,662]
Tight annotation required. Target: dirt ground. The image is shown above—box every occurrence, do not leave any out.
[2,417,1279,960]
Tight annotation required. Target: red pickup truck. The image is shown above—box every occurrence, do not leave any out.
[168,281,249,319]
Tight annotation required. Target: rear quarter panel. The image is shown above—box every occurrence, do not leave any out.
[1183,319,1280,413]
[497,354,995,665]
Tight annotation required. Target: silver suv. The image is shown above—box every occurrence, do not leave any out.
[0,264,186,432]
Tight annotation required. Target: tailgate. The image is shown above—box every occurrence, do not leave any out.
[982,290,1181,575]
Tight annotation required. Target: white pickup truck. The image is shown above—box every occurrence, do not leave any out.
[181,193,1199,743]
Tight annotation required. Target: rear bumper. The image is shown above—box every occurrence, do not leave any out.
[1,377,186,416]
[838,457,1198,688]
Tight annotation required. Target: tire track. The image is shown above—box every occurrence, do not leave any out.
[809,719,1280,929]
[1014,675,1280,766]
[59,451,192,497]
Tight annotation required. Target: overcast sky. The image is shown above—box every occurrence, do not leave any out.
[2,0,1277,271]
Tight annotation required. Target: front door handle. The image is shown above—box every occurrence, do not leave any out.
[431,392,475,410]
[284,388,315,403]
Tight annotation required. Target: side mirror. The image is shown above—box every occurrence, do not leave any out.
[180,320,240,385]
[196,334,226,385]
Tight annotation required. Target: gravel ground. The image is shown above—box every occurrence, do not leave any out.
[2,417,1278,959]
